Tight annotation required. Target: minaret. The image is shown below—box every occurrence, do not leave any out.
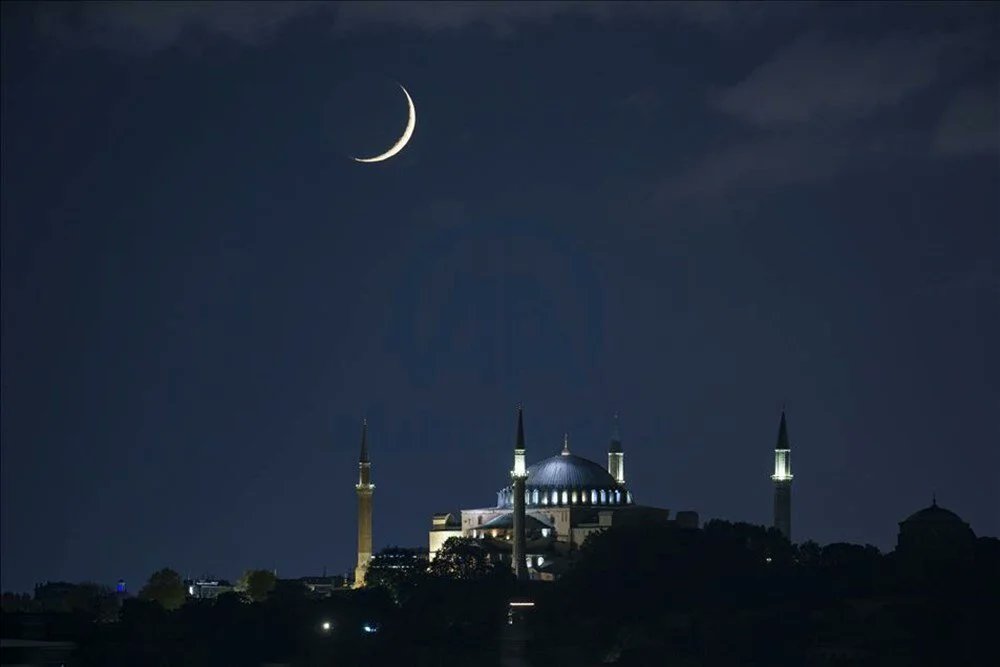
[354,419,374,588]
[511,406,528,581]
[771,411,793,540]
[608,413,624,484]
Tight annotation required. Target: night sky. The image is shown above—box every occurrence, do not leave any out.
[2,2,998,593]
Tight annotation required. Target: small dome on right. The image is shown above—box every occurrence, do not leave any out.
[896,498,976,565]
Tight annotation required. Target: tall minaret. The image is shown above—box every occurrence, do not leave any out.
[511,406,528,581]
[771,411,793,540]
[608,413,624,484]
[354,419,374,588]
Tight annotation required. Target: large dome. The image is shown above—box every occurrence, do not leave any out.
[901,503,966,525]
[496,452,631,509]
[526,454,617,489]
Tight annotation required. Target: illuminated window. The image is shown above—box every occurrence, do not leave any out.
[591,489,597,504]
[626,491,632,504]
[551,490,559,505]
[541,493,548,505]
[532,489,539,505]
[614,490,621,504]
[541,528,550,538]
[537,556,545,566]
[571,490,578,504]
[561,490,568,505]
[600,489,607,504]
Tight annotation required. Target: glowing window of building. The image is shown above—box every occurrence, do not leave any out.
[627,491,633,504]
[591,489,598,504]
[551,490,559,505]
[532,489,539,505]
[600,489,607,504]
[541,493,548,505]
[541,528,550,538]
[537,556,545,566]
[614,490,621,504]
[571,490,578,504]
[561,490,568,505]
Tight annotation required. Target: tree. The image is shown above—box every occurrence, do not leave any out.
[365,547,428,603]
[138,568,185,610]
[65,583,120,621]
[427,537,500,580]
[238,569,277,602]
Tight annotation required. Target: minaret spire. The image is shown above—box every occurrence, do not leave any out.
[771,410,793,541]
[608,413,625,484]
[354,419,375,588]
[511,406,528,582]
[516,405,525,451]
[359,418,369,463]
[562,433,571,455]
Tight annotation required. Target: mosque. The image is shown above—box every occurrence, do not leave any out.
[350,407,985,586]
[426,408,699,581]
[352,406,795,584]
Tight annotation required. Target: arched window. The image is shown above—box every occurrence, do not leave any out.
[551,490,559,505]
[541,492,548,505]
[614,490,621,504]
[571,490,578,504]
[561,490,569,505]
[591,489,598,504]
[478,515,483,526]
[626,491,633,504]
[600,489,607,504]
[532,489,539,505]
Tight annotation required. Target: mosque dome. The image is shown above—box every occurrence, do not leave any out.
[896,499,975,563]
[496,448,631,509]
[901,503,965,525]
[526,454,617,489]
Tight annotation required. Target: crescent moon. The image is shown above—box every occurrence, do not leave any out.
[353,84,416,163]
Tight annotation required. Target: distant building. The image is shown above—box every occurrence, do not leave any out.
[429,512,463,560]
[294,575,346,597]
[369,547,428,570]
[185,580,234,599]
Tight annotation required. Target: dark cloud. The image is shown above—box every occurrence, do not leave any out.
[334,1,780,34]
[652,133,850,205]
[34,1,328,52]
[933,84,1000,156]
[712,31,974,127]
[655,24,996,206]
[32,1,790,52]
